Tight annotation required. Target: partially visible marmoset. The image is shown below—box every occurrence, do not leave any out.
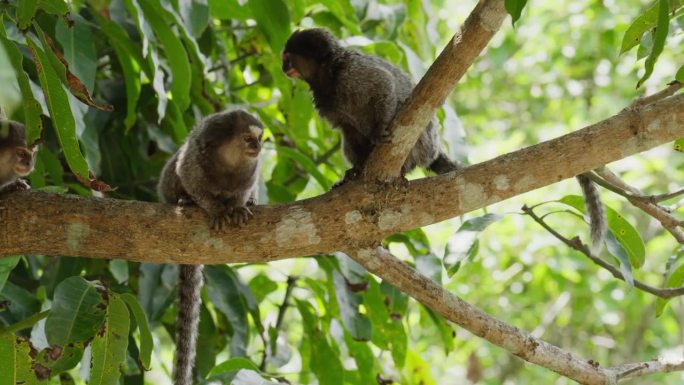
[157,109,263,385]
[282,28,460,185]
[0,120,35,192]
[577,173,607,253]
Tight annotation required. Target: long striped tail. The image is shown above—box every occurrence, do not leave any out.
[576,173,607,253]
[174,264,204,385]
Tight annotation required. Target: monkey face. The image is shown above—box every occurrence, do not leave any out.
[241,125,263,158]
[14,147,36,176]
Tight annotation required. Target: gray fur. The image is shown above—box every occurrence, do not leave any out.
[282,28,460,185]
[157,110,263,385]
[0,120,34,192]
[576,173,607,253]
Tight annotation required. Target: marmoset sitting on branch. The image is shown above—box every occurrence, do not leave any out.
[282,28,461,186]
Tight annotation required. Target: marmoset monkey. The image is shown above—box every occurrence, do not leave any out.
[282,28,461,186]
[0,120,35,192]
[157,110,263,385]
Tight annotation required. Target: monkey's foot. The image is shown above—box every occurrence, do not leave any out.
[209,212,232,230]
[331,168,360,189]
[1,179,31,193]
[246,198,257,206]
[228,206,253,227]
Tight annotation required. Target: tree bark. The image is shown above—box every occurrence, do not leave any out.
[2,94,683,264]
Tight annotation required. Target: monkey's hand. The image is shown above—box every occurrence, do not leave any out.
[332,167,360,189]
[370,128,392,145]
[209,211,233,230]
[246,197,257,206]
[1,179,31,193]
[228,206,254,227]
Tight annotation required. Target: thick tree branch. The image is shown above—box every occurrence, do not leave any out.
[362,0,507,181]
[1,94,683,262]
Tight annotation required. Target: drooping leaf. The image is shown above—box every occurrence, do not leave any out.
[656,262,684,316]
[204,265,250,357]
[55,16,97,93]
[0,24,43,143]
[121,293,153,369]
[620,0,682,54]
[504,0,528,26]
[38,0,69,15]
[295,299,344,385]
[443,213,502,276]
[604,231,634,288]
[27,37,90,180]
[45,276,107,346]
[89,294,130,385]
[0,256,20,293]
[559,195,645,268]
[17,0,38,30]
[332,270,372,341]
[208,357,260,377]
[637,0,670,88]
[248,0,291,53]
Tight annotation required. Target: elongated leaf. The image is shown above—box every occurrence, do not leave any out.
[204,266,249,357]
[248,0,291,53]
[0,24,43,143]
[121,293,152,369]
[89,294,130,385]
[504,0,528,26]
[277,146,331,190]
[676,65,684,82]
[656,262,684,316]
[0,282,41,323]
[620,0,682,54]
[138,0,192,111]
[295,299,344,385]
[0,256,20,293]
[637,0,670,88]
[333,270,371,341]
[17,0,38,30]
[604,231,634,288]
[45,276,106,345]
[55,17,96,93]
[208,357,260,377]
[559,195,645,267]
[444,213,502,276]
[38,0,68,15]
[0,335,46,385]
[27,38,89,180]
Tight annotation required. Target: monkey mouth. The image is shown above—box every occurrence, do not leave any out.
[244,149,260,157]
[15,165,32,176]
[285,68,300,78]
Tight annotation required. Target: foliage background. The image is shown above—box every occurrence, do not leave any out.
[0,0,683,384]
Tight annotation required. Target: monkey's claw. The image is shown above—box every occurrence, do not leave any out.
[209,212,231,230]
[229,206,253,226]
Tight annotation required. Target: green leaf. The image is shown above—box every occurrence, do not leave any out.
[204,266,250,357]
[656,263,684,316]
[0,24,43,143]
[38,0,69,15]
[45,276,107,346]
[0,256,20,293]
[676,65,684,82]
[121,293,153,370]
[295,299,344,385]
[208,0,251,20]
[55,16,97,93]
[559,195,645,268]
[276,146,331,190]
[138,0,192,111]
[604,231,634,288]
[208,357,260,377]
[17,0,38,30]
[97,17,143,130]
[332,270,372,341]
[620,0,682,54]
[247,274,278,303]
[89,294,130,385]
[27,38,89,180]
[504,0,528,26]
[248,0,291,53]
[674,137,684,152]
[0,335,46,385]
[36,342,85,373]
[443,213,501,276]
[0,282,41,323]
[637,0,670,88]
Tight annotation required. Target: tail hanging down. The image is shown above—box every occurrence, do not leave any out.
[576,173,607,253]
[174,264,204,385]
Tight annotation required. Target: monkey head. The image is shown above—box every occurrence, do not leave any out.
[200,110,264,168]
[0,120,36,185]
[282,28,340,81]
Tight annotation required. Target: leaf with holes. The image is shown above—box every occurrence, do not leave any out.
[89,294,130,385]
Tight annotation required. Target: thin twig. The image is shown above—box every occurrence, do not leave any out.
[593,167,684,243]
[259,276,297,371]
[522,205,684,299]
[628,81,683,109]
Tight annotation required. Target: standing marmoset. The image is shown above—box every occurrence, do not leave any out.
[0,120,35,192]
[157,109,263,385]
[281,28,461,185]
